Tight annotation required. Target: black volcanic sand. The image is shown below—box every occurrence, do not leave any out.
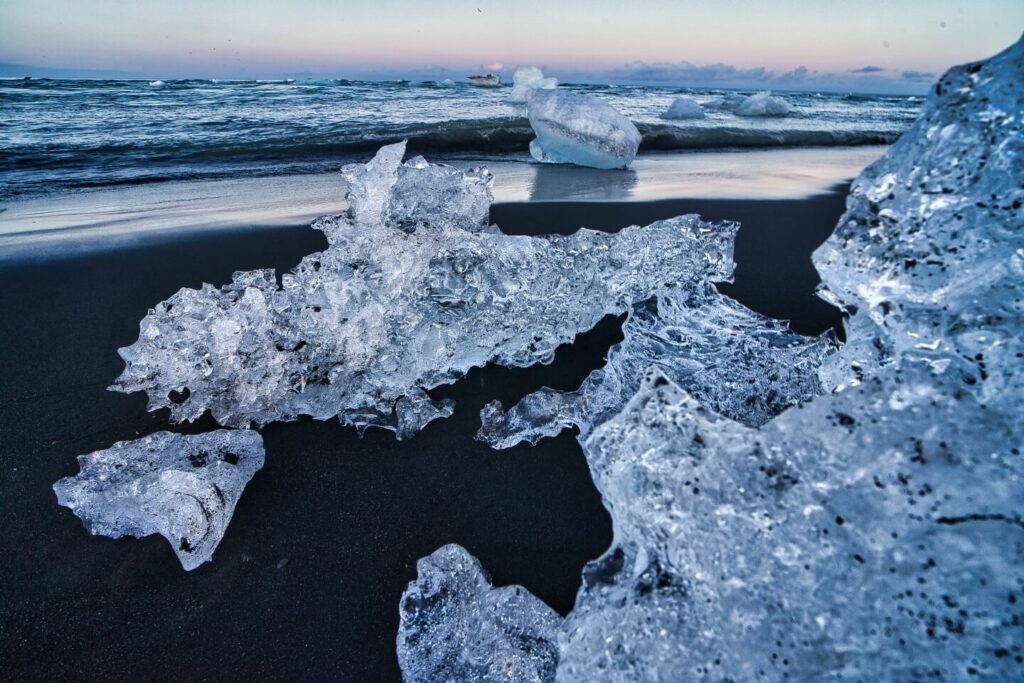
[0,187,847,680]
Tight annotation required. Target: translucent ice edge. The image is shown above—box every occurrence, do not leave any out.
[53,430,265,570]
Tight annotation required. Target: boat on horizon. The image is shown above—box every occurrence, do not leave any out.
[467,74,501,87]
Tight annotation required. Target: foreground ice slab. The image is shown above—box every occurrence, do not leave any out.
[112,141,736,437]
[403,37,1024,681]
[661,96,705,120]
[735,90,790,117]
[510,66,557,103]
[397,544,561,683]
[53,430,264,570]
[557,364,1022,681]
[479,282,833,449]
[813,37,1024,402]
[526,89,642,169]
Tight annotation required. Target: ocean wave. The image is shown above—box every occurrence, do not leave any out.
[636,124,900,150]
[0,118,899,173]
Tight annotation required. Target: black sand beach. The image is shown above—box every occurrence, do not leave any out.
[0,189,847,680]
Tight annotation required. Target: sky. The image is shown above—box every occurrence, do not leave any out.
[1,0,1022,92]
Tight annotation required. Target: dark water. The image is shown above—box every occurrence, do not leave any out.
[0,77,919,199]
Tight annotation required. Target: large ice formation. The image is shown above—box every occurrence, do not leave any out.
[53,430,264,570]
[510,66,558,103]
[526,89,642,169]
[112,141,736,438]
[735,90,790,117]
[661,96,705,120]
[479,282,833,449]
[400,37,1024,681]
[397,544,561,683]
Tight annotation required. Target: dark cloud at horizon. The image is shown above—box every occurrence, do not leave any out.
[590,59,934,94]
[902,69,938,80]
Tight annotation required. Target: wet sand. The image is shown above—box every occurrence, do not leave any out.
[0,188,847,680]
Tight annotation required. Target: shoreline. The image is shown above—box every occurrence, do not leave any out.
[0,146,879,264]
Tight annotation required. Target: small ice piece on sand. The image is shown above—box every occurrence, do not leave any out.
[735,90,790,117]
[53,430,264,570]
[661,96,705,119]
[509,66,558,103]
[526,89,642,169]
[397,544,560,683]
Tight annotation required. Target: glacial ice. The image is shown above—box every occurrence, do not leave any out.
[112,141,737,437]
[478,282,833,449]
[510,66,558,103]
[706,91,746,112]
[400,37,1024,681]
[53,430,264,570]
[526,89,642,169]
[397,544,561,683]
[661,96,705,120]
[735,90,790,117]
[812,37,1024,402]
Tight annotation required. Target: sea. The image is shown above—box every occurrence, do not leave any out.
[0,77,922,201]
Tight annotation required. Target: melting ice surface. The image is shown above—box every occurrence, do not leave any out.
[111,141,736,438]
[398,544,561,683]
[53,430,264,570]
[526,89,642,169]
[478,281,834,449]
[400,38,1024,681]
[735,90,790,117]
[661,96,705,120]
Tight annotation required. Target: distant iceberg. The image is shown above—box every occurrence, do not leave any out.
[704,91,746,111]
[509,66,557,103]
[735,90,790,116]
[148,80,165,87]
[526,89,642,169]
[661,96,705,119]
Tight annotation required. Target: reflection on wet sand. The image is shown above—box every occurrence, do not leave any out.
[529,165,638,201]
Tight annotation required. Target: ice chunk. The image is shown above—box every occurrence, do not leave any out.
[526,89,642,169]
[734,90,790,117]
[112,141,737,437]
[53,430,264,570]
[397,544,561,683]
[812,36,1024,401]
[704,91,746,112]
[661,96,705,120]
[510,66,558,103]
[479,282,833,449]
[148,80,165,87]
[556,363,1022,681]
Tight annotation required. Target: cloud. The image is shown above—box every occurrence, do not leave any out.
[849,65,885,73]
[778,65,810,80]
[615,60,770,84]
[901,69,937,80]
